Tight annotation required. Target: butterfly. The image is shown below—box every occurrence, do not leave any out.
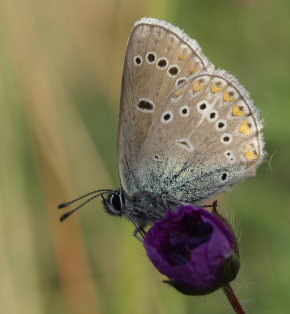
[59,18,264,236]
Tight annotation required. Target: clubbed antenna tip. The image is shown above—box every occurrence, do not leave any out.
[60,211,72,222]
[57,189,112,221]
[58,202,70,209]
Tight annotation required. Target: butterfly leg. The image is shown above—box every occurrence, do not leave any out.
[133,225,146,243]
[203,200,218,214]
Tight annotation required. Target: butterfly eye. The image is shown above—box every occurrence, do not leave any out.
[109,192,125,212]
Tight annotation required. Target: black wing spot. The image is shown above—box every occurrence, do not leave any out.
[134,56,142,66]
[137,99,154,112]
[200,103,207,110]
[221,173,228,181]
[147,52,156,63]
[163,113,171,121]
[168,66,179,76]
[157,58,168,68]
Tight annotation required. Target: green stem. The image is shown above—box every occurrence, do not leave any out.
[222,284,246,314]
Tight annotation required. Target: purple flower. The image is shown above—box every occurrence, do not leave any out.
[144,206,240,295]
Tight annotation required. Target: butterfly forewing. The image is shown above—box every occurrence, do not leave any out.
[133,71,264,203]
[118,18,214,195]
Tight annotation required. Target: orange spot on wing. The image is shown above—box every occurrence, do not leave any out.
[223,91,235,102]
[239,120,252,135]
[211,84,224,93]
[245,150,258,161]
[174,89,186,98]
[243,144,251,151]
[187,60,200,74]
[177,53,188,61]
[192,81,205,91]
[232,104,246,116]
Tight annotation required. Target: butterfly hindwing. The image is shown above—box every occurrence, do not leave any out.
[133,71,264,203]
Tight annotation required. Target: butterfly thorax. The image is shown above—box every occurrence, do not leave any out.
[104,189,182,227]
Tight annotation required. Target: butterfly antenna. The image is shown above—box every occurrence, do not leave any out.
[59,191,111,222]
[58,189,113,209]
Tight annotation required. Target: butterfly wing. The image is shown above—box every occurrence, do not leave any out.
[134,70,265,203]
[118,18,214,195]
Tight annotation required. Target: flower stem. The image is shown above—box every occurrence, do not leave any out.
[222,284,246,314]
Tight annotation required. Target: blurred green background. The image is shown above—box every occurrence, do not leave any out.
[0,0,289,313]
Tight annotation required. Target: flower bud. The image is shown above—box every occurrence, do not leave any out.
[144,206,240,295]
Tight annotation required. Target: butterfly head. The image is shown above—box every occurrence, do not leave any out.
[103,190,125,217]
[58,189,125,221]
